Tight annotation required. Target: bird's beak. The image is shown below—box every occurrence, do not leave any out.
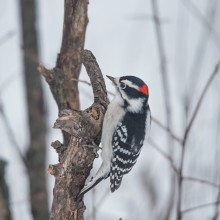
[106,75,116,85]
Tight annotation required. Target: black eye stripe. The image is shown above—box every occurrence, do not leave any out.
[123,87,147,99]
[120,82,126,89]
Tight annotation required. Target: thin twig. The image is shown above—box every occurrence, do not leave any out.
[149,138,179,175]
[183,176,220,188]
[71,78,114,96]
[126,14,170,24]
[0,99,28,167]
[180,0,220,49]
[183,61,220,144]
[72,78,91,86]
[151,0,172,134]
[181,201,220,215]
[177,61,220,219]
[187,0,219,104]
[212,112,220,220]
[0,31,14,46]
[151,116,182,143]
[91,188,96,220]
[151,1,175,218]
[212,186,220,220]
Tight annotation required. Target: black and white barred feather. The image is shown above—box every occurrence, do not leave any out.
[110,106,150,192]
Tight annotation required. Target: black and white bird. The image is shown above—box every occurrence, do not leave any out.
[80,75,151,195]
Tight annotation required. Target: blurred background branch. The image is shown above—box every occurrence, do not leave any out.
[149,138,179,175]
[151,0,176,219]
[19,0,48,219]
[181,200,220,215]
[180,0,220,49]
[183,176,220,188]
[0,99,27,167]
[0,31,14,47]
[212,187,220,220]
[177,61,220,219]
[0,160,11,220]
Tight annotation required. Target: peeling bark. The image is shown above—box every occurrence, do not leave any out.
[39,50,109,220]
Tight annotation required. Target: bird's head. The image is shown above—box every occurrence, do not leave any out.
[106,75,149,113]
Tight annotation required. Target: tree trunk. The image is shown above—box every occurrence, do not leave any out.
[38,1,109,218]
[40,52,108,220]
[19,0,49,219]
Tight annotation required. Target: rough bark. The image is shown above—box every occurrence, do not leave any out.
[0,160,11,220]
[56,0,89,112]
[46,0,89,147]
[19,0,48,219]
[39,50,109,220]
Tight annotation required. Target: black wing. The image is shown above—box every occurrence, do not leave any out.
[110,107,150,192]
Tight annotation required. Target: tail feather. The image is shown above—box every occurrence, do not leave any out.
[80,176,105,196]
[110,173,123,192]
[110,164,123,192]
[79,162,110,196]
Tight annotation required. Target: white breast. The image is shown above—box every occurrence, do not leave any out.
[101,94,125,164]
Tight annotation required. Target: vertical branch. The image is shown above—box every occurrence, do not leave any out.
[211,105,220,220]
[177,62,220,219]
[0,160,11,220]
[212,187,220,220]
[19,0,48,219]
[140,171,159,219]
[187,0,219,104]
[91,189,97,220]
[151,0,172,133]
[56,0,89,111]
[151,0,175,219]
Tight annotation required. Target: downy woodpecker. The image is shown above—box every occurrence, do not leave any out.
[80,75,151,195]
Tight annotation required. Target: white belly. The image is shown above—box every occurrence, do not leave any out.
[101,94,125,165]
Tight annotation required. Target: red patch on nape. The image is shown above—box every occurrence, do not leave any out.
[138,85,149,95]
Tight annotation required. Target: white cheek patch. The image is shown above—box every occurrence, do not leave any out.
[126,97,145,113]
[120,89,144,113]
